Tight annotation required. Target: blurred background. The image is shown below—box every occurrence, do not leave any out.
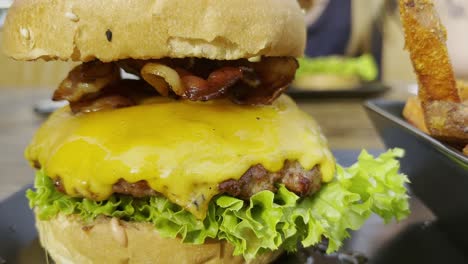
[300,0,468,83]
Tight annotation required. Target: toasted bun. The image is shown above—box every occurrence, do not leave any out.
[3,0,306,62]
[36,213,281,264]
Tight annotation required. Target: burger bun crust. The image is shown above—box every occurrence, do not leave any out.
[36,213,281,264]
[3,0,306,62]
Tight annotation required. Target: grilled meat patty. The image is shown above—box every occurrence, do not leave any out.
[113,179,158,197]
[53,161,322,200]
[218,161,321,199]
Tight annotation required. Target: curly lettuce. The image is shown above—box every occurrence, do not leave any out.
[27,149,409,260]
[296,54,378,81]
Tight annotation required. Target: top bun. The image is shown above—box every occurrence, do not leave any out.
[2,0,306,62]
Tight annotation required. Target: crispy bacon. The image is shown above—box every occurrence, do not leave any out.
[231,57,298,105]
[178,57,297,104]
[68,79,159,114]
[181,66,257,101]
[54,57,298,114]
[119,57,297,104]
[178,57,298,104]
[70,94,135,114]
[53,61,121,102]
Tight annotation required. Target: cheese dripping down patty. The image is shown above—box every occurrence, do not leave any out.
[25,95,335,219]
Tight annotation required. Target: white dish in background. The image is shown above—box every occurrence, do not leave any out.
[0,1,12,28]
[0,11,6,28]
[0,0,12,9]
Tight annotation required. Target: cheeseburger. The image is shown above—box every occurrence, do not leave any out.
[3,0,409,263]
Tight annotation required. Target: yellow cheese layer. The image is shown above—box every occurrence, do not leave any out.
[25,95,335,219]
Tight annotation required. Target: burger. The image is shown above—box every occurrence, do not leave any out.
[3,0,410,263]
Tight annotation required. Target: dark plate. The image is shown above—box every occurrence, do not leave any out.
[365,100,468,250]
[1,150,466,264]
[287,82,389,99]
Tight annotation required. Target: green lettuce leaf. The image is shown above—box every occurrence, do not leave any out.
[27,149,409,260]
[296,54,378,81]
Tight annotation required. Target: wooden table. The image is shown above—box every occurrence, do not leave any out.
[0,86,412,200]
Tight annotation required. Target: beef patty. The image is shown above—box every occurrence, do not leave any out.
[53,161,322,200]
[218,161,321,199]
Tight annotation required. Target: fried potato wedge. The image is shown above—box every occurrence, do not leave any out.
[404,81,468,154]
[399,0,468,144]
[403,96,429,133]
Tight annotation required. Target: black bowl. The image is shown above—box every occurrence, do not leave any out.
[365,100,468,250]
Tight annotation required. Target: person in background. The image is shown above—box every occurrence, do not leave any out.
[304,0,468,84]
[295,0,384,90]
[381,0,468,84]
[304,0,384,63]
[428,0,468,80]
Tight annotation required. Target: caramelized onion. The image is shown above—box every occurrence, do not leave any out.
[140,63,185,96]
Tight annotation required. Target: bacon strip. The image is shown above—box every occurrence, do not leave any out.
[68,80,156,114]
[178,57,298,104]
[118,57,297,105]
[181,66,257,101]
[70,95,135,114]
[53,61,121,102]
[53,57,298,114]
[232,57,298,105]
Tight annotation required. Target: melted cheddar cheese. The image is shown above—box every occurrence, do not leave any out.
[25,95,335,219]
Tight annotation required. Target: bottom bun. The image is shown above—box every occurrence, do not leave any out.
[35,213,281,264]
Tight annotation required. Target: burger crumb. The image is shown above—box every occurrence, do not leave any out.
[106,29,113,42]
[32,160,41,169]
[65,11,79,22]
